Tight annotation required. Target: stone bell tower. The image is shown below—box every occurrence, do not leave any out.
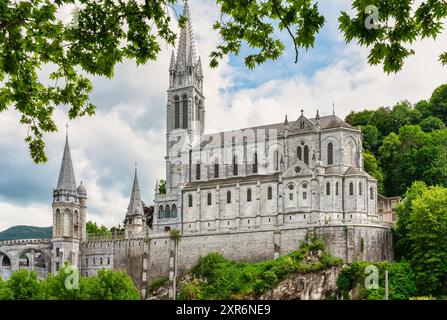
[165,0,205,192]
[51,129,87,273]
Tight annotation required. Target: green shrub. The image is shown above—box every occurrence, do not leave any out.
[178,238,341,300]
[147,277,168,296]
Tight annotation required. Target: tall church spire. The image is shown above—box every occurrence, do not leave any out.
[176,0,198,67]
[126,166,143,218]
[56,132,77,191]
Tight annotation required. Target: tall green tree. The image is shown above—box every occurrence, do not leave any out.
[362,150,384,193]
[2,0,447,163]
[6,269,43,300]
[84,269,141,300]
[407,185,447,295]
[86,221,111,236]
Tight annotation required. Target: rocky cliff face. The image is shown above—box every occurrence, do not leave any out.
[258,267,340,300]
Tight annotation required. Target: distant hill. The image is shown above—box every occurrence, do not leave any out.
[0,225,52,241]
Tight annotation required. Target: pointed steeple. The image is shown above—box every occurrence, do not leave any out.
[56,131,77,191]
[126,166,143,218]
[169,50,176,71]
[176,0,198,67]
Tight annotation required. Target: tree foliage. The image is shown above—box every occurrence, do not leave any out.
[2,1,447,163]
[0,265,140,300]
[86,220,111,236]
[346,84,447,197]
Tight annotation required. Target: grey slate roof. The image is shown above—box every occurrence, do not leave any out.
[200,115,356,148]
[56,135,77,191]
[126,168,144,217]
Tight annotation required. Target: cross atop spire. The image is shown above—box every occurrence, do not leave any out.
[56,133,77,191]
[126,166,143,218]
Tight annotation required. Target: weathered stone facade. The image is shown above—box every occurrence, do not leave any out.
[0,0,396,298]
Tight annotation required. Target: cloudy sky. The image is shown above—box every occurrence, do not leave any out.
[1,0,446,230]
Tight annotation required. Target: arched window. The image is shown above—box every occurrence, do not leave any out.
[304,145,309,165]
[370,187,374,200]
[196,162,201,180]
[349,183,354,196]
[247,189,252,202]
[174,96,180,129]
[267,186,273,200]
[100,257,103,265]
[335,182,339,196]
[253,153,258,174]
[274,150,279,171]
[214,160,219,178]
[107,257,111,265]
[171,204,177,218]
[158,205,164,219]
[207,193,212,205]
[165,205,171,219]
[326,182,331,195]
[182,94,188,129]
[233,156,238,176]
[359,183,363,195]
[297,146,302,161]
[188,194,193,207]
[85,258,88,266]
[227,191,232,203]
[93,258,96,265]
[63,209,71,237]
[55,209,61,236]
[328,142,333,165]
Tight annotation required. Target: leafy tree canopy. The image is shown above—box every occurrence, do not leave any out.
[1,0,447,163]
[86,220,111,236]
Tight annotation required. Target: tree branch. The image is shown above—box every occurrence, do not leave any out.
[271,0,298,63]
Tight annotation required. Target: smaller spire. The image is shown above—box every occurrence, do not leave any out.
[316,109,320,120]
[284,114,289,126]
[332,102,335,116]
[126,165,143,218]
[169,50,176,70]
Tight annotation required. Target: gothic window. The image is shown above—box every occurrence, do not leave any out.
[182,94,188,129]
[188,195,193,207]
[214,161,219,178]
[107,257,111,265]
[328,142,333,165]
[326,182,331,195]
[174,96,180,129]
[100,257,103,265]
[85,258,88,266]
[359,183,363,195]
[158,206,164,219]
[247,189,252,202]
[370,187,374,200]
[165,205,171,219]
[171,205,177,218]
[233,156,238,176]
[207,193,212,205]
[253,153,258,174]
[289,193,293,200]
[93,258,96,265]
[196,162,201,180]
[303,192,307,200]
[227,191,232,203]
[267,186,273,200]
[297,146,302,161]
[63,209,71,237]
[55,209,61,236]
[349,183,354,196]
[274,150,279,171]
[336,182,339,196]
[304,145,309,165]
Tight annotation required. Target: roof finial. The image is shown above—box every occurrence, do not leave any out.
[332,102,335,116]
[65,122,69,139]
[300,109,304,116]
[284,114,289,126]
[316,109,320,120]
